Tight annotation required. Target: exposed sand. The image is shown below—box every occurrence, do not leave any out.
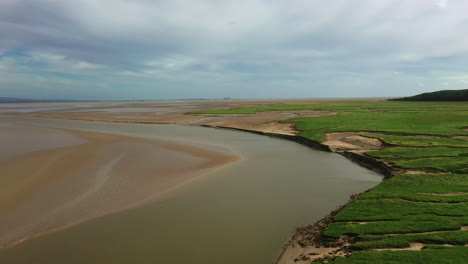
[197,111,337,135]
[18,100,286,124]
[373,243,425,251]
[0,125,238,248]
[324,132,384,152]
[18,100,338,136]
[277,244,341,264]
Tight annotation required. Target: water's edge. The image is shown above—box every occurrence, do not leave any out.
[201,125,393,263]
[202,125,392,177]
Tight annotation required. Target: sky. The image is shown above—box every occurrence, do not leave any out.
[1,0,468,100]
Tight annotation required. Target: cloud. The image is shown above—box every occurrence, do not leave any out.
[436,0,449,9]
[442,75,468,80]
[1,0,468,99]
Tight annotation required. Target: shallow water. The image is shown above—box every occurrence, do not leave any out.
[0,124,85,162]
[0,115,383,264]
[71,106,197,113]
[0,108,68,113]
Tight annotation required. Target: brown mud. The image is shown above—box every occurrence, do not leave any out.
[0,125,238,249]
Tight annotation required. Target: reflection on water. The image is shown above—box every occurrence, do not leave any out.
[0,116,383,264]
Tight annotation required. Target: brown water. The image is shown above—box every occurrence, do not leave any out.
[0,124,85,162]
[0,115,383,264]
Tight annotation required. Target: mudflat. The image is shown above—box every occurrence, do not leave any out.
[16,99,345,135]
[0,124,237,248]
[0,124,85,162]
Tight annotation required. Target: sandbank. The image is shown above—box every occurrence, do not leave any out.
[0,125,238,248]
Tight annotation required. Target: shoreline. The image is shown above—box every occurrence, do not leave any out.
[197,125,393,263]
[203,125,393,178]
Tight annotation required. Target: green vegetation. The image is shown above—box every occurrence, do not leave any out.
[355,231,468,250]
[363,134,468,148]
[325,220,461,237]
[390,89,468,101]
[356,174,468,203]
[320,246,468,264]
[368,147,468,173]
[394,157,468,174]
[291,111,467,142]
[197,101,468,142]
[197,100,468,263]
[367,147,468,159]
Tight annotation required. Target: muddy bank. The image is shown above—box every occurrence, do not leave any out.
[275,194,362,264]
[193,110,338,135]
[205,125,393,178]
[194,127,393,263]
[215,128,392,264]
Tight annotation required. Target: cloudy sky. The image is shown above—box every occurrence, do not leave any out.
[1,0,468,100]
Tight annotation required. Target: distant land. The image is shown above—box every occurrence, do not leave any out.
[0,97,233,104]
[389,89,468,101]
[0,97,86,103]
[0,97,149,104]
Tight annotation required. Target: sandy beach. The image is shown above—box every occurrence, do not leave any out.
[0,124,237,248]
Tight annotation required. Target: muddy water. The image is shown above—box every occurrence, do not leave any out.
[0,115,383,264]
[0,124,85,162]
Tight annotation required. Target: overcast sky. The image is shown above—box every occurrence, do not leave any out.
[1,0,468,100]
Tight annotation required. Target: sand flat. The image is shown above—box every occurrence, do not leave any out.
[0,124,85,162]
[0,125,238,248]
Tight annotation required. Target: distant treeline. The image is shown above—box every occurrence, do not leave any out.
[389,89,468,101]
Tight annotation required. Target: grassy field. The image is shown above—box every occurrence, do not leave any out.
[197,101,468,263]
[320,246,468,264]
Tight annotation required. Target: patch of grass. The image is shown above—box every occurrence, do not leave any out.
[325,221,460,237]
[393,157,468,174]
[362,174,468,203]
[362,135,468,148]
[334,199,468,222]
[196,101,468,115]
[327,173,468,256]
[367,147,468,159]
[288,111,468,142]
[355,231,468,249]
[325,246,468,264]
